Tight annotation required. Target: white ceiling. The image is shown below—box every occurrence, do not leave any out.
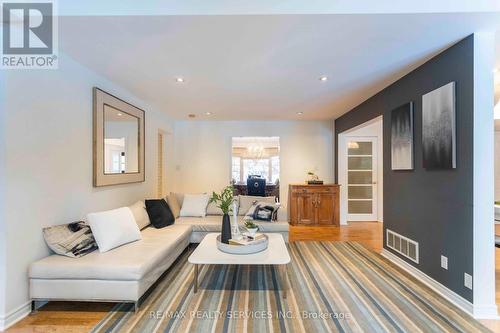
[60,13,500,120]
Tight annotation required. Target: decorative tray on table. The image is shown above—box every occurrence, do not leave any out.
[216,234,268,255]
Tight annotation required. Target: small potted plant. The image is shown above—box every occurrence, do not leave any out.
[209,186,234,244]
[307,171,318,181]
[244,220,259,237]
[307,171,323,184]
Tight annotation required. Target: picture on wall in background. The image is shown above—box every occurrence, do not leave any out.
[391,102,414,170]
[422,82,456,169]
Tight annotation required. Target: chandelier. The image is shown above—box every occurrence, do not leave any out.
[247,144,266,159]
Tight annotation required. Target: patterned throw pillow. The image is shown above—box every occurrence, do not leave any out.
[244,201,280,222]
[238,195,276,215]
[43,221,97,258]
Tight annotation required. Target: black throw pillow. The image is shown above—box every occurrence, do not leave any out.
[145,199,175,228]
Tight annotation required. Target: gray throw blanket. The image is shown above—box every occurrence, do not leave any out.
[43,221,97,258]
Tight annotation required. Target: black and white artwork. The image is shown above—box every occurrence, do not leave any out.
[391,102,414,170]
[422,82,456,169]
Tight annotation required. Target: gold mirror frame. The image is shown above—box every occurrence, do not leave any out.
[93,87,145,187]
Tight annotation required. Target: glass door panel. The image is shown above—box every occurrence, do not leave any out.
[348,201,372,214]
[347,171,372,184]
[347,140,374,215]
[348,156,372,170]
[347,186,372,199]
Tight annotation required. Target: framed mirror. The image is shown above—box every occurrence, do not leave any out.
[93,87,145,187]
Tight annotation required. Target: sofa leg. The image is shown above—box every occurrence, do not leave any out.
[134,302,139,313]
[30,300,37,314]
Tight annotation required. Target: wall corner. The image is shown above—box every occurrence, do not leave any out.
[472,31,497,318]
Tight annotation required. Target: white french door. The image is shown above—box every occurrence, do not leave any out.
[345,137,378,221]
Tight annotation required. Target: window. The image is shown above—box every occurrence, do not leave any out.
[232,157,241,183]
[243,158,269,180]
[231,137,280,185]
[111,152,120,173]
[271,156,280,183]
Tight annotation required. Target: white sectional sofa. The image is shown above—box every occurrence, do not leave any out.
[29,198,289,311]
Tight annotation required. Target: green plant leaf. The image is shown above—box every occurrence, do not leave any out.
[209,185,235,214]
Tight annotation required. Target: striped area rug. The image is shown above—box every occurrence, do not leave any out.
[92,242,490,332]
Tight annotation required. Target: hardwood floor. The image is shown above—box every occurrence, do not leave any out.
[479,224,500,332]
[5,302,113,333]
[289,221,383,252]
[496,224,500,306]
[4,222,499,332]
[484,247,500,332]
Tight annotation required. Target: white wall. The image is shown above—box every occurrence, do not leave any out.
[0,72,6,323]
[472,32,497,318]
[173,120,334,218]
[0,53,174,329]
[495,131,500,202]
[337,116,383,224]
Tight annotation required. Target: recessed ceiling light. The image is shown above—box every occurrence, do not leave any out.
[319,76,328,81]
[175,77,185,83]
[205,112,212,116]
[297,112,303,115]
[117,113,123,116]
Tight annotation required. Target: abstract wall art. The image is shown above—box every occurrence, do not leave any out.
[422,82,456,169]
[391,102,414,170]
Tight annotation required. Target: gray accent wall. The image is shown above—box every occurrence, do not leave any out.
[334,35,474,301]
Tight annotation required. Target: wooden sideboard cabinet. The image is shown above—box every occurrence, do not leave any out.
[288,184,340,226]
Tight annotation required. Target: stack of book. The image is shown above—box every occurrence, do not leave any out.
[228,233,266,246]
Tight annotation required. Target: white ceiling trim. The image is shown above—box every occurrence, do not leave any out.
[59,0,500,16]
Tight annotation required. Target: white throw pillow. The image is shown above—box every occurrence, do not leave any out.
[87,207,142,253]
[128,200,151,230]
[179,194,210,217]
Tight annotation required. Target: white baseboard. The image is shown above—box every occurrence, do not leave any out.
[0,301,31,331]
[472,304,500,320]
[381,249,498,320]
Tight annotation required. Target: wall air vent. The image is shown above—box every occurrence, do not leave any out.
[386,229,419,263]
